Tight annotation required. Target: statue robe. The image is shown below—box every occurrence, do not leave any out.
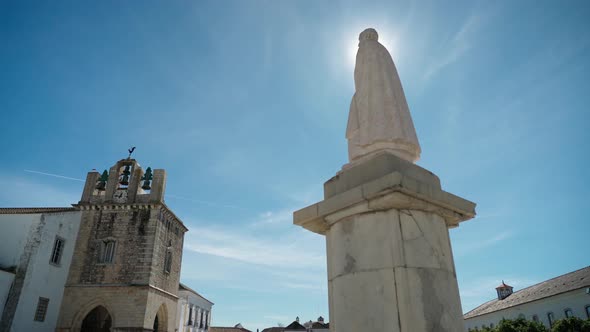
[346,38,421,163]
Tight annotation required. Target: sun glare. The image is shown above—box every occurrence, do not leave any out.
[343,24,397,69]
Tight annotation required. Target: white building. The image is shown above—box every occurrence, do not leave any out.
[464,266,590,331]
[177,282,214,332]
[0,208,82,332]
[262,316,329,332]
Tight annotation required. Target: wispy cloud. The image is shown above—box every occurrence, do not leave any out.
[184,225,325,269]
[24,169,85,182]
[166,194,248,210]
[0,174,79,207]
[455,230,514,257]
[20,169,249,210]
[249,208,293,227]
[424,13,482,80]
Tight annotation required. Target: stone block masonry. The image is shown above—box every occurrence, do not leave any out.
[294,152,475,332]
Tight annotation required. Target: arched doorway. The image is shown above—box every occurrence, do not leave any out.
[81,305,112,332]
[152,304,167,332]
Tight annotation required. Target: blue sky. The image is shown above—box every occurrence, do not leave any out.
[1,0,589,330]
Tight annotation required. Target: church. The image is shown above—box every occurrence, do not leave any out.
[0,157,212,332]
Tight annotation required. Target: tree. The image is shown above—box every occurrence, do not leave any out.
[495,317,548,332]
[550,317,590,332]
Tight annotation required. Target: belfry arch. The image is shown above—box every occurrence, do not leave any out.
[80,305,112,332]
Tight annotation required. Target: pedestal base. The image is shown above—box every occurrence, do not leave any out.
[294,153,475,332]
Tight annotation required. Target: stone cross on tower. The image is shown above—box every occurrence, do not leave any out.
[294,29,477,332]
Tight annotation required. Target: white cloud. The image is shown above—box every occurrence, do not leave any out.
[454,230,514,257]
[424,14,482,80]
[249,208,293,227]
[184,223,325,269]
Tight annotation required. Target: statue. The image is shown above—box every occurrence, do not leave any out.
[346,28,421,164]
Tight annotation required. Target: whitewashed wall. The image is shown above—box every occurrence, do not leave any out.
[0,214,40,268]
[0,270,15,316]
[465,288,590,331]
[176,288,213,332]
[1,211,81,332]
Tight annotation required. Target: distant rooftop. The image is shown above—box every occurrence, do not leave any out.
[0,207,76,214]
[179,282,214,305]
[210,326,252,332]
[464,266,590,319]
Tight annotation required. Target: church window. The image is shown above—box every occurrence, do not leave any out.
[532,314,539,322]
[490,323,494,328]
[164,250,172,273]
[547,312,555,327]
[99,240,116,263]
[586,305,590,319]
[50,236,65,265]
[34,297,49,321]
[518,313,525,319]
[564,308,573,318]
[188,306,192,325]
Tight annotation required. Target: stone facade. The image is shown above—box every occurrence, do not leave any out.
[56,159,188,332]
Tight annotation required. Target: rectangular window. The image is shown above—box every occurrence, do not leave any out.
[548,312,555,327]
[34,297,49,322]
[50,237,65,265]
[164,250,172,273]
[188,306,192,325]
[99,241,116,263]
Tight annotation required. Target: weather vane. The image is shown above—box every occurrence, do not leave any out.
[127,146,136,159]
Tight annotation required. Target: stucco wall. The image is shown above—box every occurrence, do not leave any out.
[465,288,590,331]
[0,214,41,269]
[176,289,213,332]
[9,211,82,332]
[0,270,15,316]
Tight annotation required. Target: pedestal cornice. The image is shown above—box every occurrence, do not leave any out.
[294,153,476,234]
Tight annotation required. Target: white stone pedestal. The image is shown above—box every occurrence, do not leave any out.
[294,153,476,332]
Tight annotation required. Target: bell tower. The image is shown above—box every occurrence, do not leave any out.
[56,157,187,332]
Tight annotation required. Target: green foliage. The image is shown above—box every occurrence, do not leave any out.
[550,317,590,332]
[495,318,548,332]
[470,318,547,332]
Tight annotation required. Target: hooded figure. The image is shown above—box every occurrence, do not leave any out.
[346,28,421,164]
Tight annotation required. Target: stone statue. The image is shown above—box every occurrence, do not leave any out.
[346,28,421,164]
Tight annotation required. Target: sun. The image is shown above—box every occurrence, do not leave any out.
[343,25,397,69]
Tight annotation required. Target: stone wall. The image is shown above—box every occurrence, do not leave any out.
[58,204,185,331]
[150,208,184,295]
[67,207,156,285]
